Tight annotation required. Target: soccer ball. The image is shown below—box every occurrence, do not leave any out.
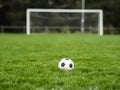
[58,58,74,70]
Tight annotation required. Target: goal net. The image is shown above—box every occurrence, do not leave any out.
[26,9,103,35]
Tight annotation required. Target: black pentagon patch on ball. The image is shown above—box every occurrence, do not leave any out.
[65,58,69,60]
[69,63,73,68]
[61,62,65,67]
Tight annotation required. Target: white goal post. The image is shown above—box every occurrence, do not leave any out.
[26,9,103,35]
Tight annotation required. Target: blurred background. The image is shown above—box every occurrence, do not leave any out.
[0,0,120,34]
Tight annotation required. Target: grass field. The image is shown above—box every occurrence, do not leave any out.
[0,34,120,90]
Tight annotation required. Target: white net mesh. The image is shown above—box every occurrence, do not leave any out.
[30,12,99,33]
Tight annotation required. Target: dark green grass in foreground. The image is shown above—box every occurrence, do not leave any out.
[0,34,120,90]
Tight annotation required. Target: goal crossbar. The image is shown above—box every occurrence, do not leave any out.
[26,9,103,35]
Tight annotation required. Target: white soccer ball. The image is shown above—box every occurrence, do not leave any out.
[58,58,74,70]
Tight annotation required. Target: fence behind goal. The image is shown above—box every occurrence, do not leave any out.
[26,9,103,35]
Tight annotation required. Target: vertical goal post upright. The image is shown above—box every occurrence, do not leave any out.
[26,9,103,35]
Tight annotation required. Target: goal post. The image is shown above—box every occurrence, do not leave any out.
[26,9,103,35]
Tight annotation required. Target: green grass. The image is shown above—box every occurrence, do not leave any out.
[0,33,120,90]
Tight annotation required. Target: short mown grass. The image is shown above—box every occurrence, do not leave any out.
[0,34,120,90]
